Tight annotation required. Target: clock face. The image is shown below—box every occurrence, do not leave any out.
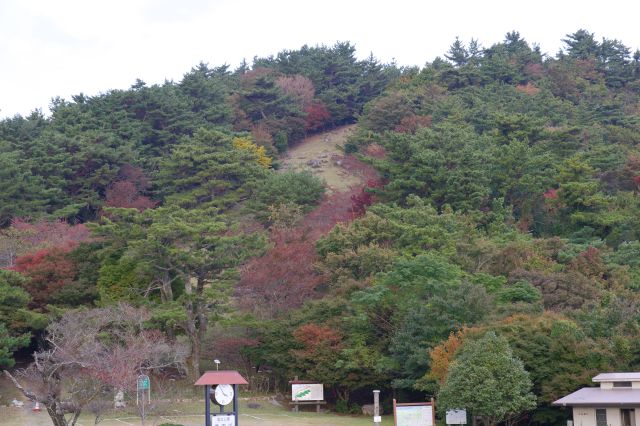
[214,384,234,406]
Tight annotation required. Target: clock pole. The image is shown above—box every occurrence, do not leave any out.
[233,384,238,426]
[204,385,211,426]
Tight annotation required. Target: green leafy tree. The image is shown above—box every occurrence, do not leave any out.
[438,332,536,426]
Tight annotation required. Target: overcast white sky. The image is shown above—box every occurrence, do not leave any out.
[1,0,639,119]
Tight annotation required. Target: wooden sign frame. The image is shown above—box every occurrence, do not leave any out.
[393,398,436,426]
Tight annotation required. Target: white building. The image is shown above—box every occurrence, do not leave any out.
[553,373,640,426]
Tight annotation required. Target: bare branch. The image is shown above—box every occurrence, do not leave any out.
[4,370,39,402]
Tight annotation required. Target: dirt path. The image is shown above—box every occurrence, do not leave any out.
[280,125,362,193]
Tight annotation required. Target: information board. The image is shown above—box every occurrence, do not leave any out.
[211,414,235,426]
[291,383,324,401]
[446,409,467,424]
[395,405,433,426]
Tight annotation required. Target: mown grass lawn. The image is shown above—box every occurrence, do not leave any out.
[0,398,395,426]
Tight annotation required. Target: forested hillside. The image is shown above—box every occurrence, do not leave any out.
[2,31,640,425]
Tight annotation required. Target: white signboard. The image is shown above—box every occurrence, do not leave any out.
[446,409,467,424]
[395,405,433,426]
[211,414,235,426]
[291,383,324,401]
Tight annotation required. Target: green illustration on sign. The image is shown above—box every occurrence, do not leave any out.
[295,389,311,399]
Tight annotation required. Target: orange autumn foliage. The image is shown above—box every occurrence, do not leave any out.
[428,329,467,385]
[515,82,541,95]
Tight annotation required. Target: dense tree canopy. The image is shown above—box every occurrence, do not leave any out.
[2,32,640,425]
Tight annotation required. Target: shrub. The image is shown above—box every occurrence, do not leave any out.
[274,131,288,153]
[334,399,349,413]
[250,171,325,221]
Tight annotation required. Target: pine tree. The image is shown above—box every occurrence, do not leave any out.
[445,37,469,67]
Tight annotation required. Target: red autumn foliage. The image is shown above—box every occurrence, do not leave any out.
[350,179,383,218]
[237,228,322,318]
[11,246,77,309]
[543,188,559,199]
[0,218,91,268]
[304,101,331,132]
[105,164,157,211]
[238,189,367,317]
[292,323,342,356]
[395,114,432,134]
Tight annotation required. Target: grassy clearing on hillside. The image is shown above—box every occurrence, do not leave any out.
[281,125,363,193]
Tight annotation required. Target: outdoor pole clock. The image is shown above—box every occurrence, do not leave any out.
[195,370,248,426]
[214,384,234,406]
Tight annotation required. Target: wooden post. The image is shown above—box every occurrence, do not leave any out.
[431,397,436,426]
[374,390,381,426]
[393,399,397,426]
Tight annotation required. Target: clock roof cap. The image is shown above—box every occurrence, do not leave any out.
[194,370,249,385]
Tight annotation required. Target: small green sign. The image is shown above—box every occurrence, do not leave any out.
[137,375,150,390]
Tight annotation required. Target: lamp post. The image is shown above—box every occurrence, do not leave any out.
[214,359,220,371]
